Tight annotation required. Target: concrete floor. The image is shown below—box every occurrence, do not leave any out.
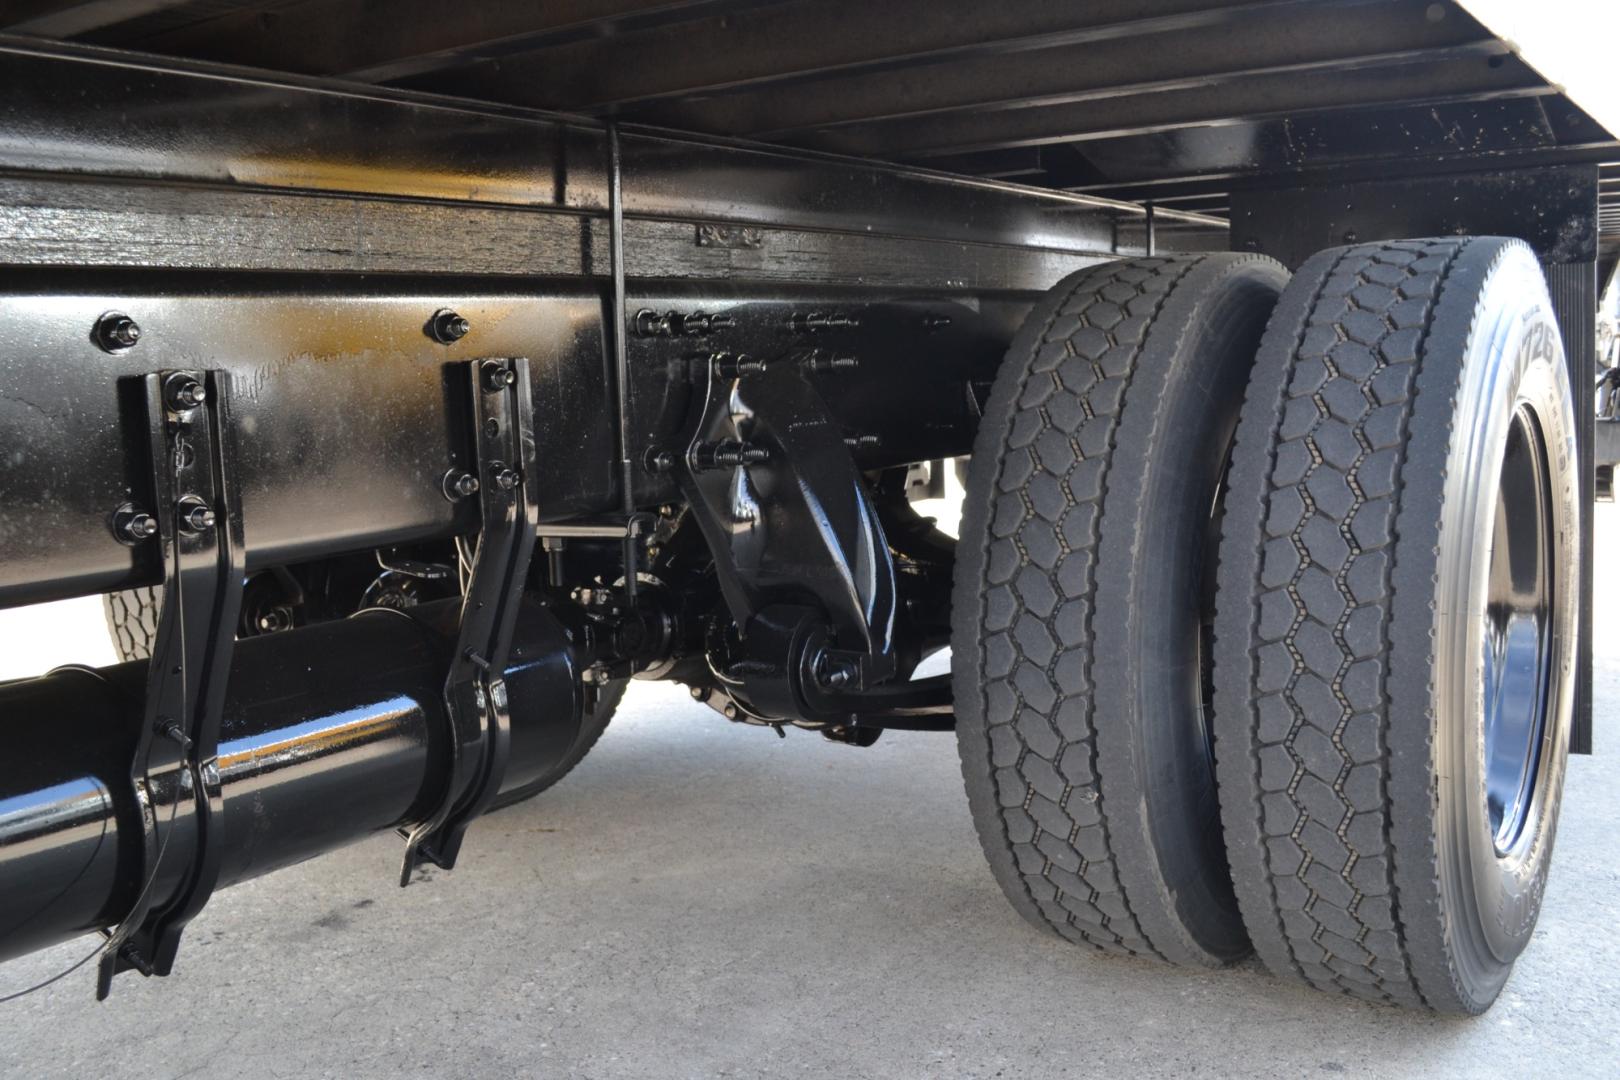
[3,512,1619,1079]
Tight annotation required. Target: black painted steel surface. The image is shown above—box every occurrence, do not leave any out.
[0,597,581,966]
[0,39,1179,610]
[0,280,1035,607]
[0,2,1611,252]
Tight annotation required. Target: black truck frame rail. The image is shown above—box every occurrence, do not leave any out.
[0,37,1220,611]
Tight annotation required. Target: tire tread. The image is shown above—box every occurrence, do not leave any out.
[957,255,1217,960]
[103,585,162,662]
[1213,238,1472,1008]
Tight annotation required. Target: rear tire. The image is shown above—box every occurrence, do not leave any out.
[954,253,1286,965]
[103,586,161,662]
[1212,238,1578,1012]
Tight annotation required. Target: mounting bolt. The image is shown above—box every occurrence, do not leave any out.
[492,464,522,490]
[112,503,158,545]
[257,607,294,633]
[118,942,156,977]
[647,449,677,473]
[94,312,142,353]
[804,352,859,374]
[442,469,480,501]
[680,313,732,336]
[481,360,516,392]
[689,685,705,701]
[156,718,193,751]
[693,439,770,471]
[634,309,670,337]
[176,496,216,533]
[163,372,207,412]
[816,652,861,690]
[428,309,470,345]
[123,513,157,541]
[711,353,767,379]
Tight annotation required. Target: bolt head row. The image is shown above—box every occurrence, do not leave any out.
[443,464,519,499]
[114,498,217,543]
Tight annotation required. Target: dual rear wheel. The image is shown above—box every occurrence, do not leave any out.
[954,239,1577,1013]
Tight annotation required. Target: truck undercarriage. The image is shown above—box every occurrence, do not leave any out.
[1,0,1615,1015]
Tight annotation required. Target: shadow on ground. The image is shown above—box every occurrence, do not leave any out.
[4,513,1620,1079]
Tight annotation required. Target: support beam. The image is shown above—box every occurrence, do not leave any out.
[0,37,1196,258]
[113,0,768,82]
[1,0,196,36]
[651,0,1487,138]
[822,45,1543,159]
[412,0,1312,111]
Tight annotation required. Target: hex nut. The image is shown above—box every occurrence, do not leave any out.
[94,312,142,354]
[112,503,158,545]
[163,372,207,412]
[442,469,480,501]
[428,309,470,344]
[481,360,516,391]
[177,497,216,533]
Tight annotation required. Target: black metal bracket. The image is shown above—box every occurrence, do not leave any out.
[673,354,914,724]
[399,357,539,884]
[677,353,898,666]
[97,369,245,999]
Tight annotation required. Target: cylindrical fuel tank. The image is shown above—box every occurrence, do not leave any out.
[0,597,580,966]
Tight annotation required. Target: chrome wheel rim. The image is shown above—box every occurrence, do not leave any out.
[1481,404,1555,856]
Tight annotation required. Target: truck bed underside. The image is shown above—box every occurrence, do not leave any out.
[6,0,1618,261]
[0,0,1613,1012]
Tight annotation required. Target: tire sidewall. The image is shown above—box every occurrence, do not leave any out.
[1432,244,1578,994]
[953,254,1284,962]
[1097,258,1286,961]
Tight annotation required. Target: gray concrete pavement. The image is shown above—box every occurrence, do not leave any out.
[4,515,1620,1078]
